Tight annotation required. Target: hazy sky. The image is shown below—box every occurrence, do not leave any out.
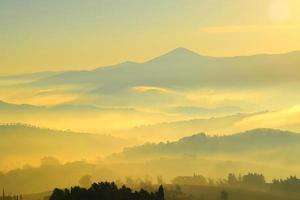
[1,0,300,75]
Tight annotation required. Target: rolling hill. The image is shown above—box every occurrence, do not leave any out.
[0,124,137,170]
[113,112,266,141]
[117,128,300,158]
[104,128,300,181]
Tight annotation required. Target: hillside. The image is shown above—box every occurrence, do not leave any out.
[0,124,137,170]
[95,129,300,181]
[178,184,299,200]
[118,128,300,157]
[114,112,265,141]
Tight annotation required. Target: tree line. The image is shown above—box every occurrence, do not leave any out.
[172,173,300,193]
[49,182,164,200]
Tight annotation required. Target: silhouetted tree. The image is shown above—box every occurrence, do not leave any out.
[242,173,265,186]
[227,173,238,185]
[156,185,164,200]
[49,182,164,200]
[50,189,65,200]
[271,176,300,193]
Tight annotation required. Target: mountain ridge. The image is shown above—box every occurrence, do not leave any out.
[1,47,300,81]
[22,47,300,90]
[112,128,300,161]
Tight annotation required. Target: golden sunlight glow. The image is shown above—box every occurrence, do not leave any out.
[268,0,291,22]
[2,1,300,197]
[131,86,171,94]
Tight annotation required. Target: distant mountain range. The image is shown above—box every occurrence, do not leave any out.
[2,48,300,92]
[0,100,135,114]
[0,101,263,141]
[113,112,267,141]
[1,48,300,142]
[0,71,58,81]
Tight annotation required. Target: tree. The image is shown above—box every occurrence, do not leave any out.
[156,185,165,200]
[49,181,162,200]
[227,173,238,185]
[271,176,300,193]
[49,188,64,200]
[242,173,265,186]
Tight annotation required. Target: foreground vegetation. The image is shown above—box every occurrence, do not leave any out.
[3,172,300,200]
[49,182,164,200]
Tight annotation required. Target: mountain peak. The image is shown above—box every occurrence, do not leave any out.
[146,47,204,64]
[170,47,198,54]
[166,47,202,57]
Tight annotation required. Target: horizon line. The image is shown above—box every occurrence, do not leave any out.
[1,47,300,77]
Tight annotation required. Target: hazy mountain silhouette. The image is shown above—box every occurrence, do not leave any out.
[0,71,58,81]
[0,159,117,194]
[0,100,136,114]
[167,106,242,117]
[0,100,44,112]
[115,128,300,159]
[0,124,137,169]
[114,112,266,141]
[21,48,300,92]
[105,128,300,180]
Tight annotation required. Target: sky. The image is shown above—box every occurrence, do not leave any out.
[1,0,300,75]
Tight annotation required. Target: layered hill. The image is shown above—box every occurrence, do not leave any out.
[113,128,300,164]
[0,124,137,170]
[104,128,300,181]
[114,112,265,141]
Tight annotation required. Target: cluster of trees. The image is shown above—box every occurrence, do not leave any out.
[172,172,300,195]
[172,174,210,186]
[227,173,300,193]
[272,176,300,193]
[49,182,164,200]
[0,196,21,200]
[171,173,266,187]
[0,189,23,200]
[120,177,160,192]
[227,173,265,186]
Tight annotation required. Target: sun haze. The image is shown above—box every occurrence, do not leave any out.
[1,0,300,75]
